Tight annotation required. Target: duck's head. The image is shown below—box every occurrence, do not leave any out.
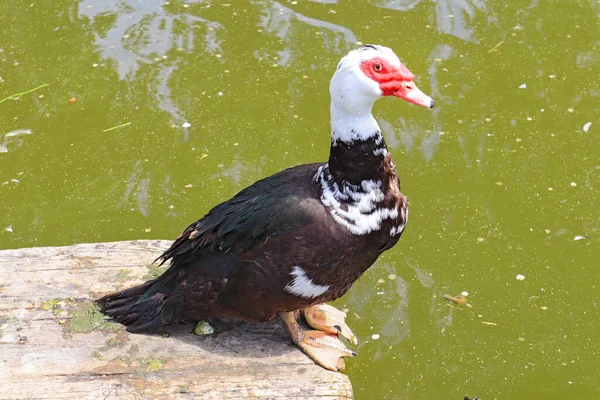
[330,44,433,116]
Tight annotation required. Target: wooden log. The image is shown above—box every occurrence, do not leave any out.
[0,240,353,399]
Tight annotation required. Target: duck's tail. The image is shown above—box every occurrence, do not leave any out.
[96,271,184,333]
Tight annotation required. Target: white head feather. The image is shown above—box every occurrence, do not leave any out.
[329,45,403,144]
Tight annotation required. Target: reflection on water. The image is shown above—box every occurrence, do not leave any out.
[373,0,485,42]
[81,0,171,78]
[343,261,411,349]
[260,2,357,66]
[79,0,224,133]
[427,44,454,104]
[79,0,224,79]
[0,129,33,153]
[373,0,421,12]
[577,48,600,69]
[118,161,152,217]
[433,0,485,42]
[78,0,358,131]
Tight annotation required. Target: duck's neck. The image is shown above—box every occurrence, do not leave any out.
[330,97,381,144]
[314,104,405,237]
[328,104,390,185]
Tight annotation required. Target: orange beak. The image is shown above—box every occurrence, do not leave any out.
[392,81,434,108]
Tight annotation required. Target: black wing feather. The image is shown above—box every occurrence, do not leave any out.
[157,164,321,264]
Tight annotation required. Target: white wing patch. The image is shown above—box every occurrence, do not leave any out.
[284,266,330,299]
[314,164,406,236]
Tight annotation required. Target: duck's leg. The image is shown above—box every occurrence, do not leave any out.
[280,310,356,371]
[302,304,358,345]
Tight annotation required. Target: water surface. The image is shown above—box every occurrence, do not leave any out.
[1,1,598,398]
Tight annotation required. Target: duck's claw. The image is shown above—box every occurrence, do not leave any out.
[280,311,356,371]
[302,304,358,345]
[301,330,356,371]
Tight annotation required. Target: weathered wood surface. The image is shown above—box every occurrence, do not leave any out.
[0,240,353,399]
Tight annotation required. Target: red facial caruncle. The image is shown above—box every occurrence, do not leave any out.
[360,57,434,108]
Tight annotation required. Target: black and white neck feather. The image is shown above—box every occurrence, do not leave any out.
[315,45,408,238]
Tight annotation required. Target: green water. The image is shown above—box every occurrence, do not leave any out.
[1,1,598,398]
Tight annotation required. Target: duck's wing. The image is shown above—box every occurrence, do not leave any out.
[157,163,323,268]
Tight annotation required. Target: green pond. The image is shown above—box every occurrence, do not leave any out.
[1,1,599,398]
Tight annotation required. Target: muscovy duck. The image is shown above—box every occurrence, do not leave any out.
[98,44,433,371]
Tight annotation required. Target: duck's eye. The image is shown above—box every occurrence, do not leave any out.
[373,63,382,72]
